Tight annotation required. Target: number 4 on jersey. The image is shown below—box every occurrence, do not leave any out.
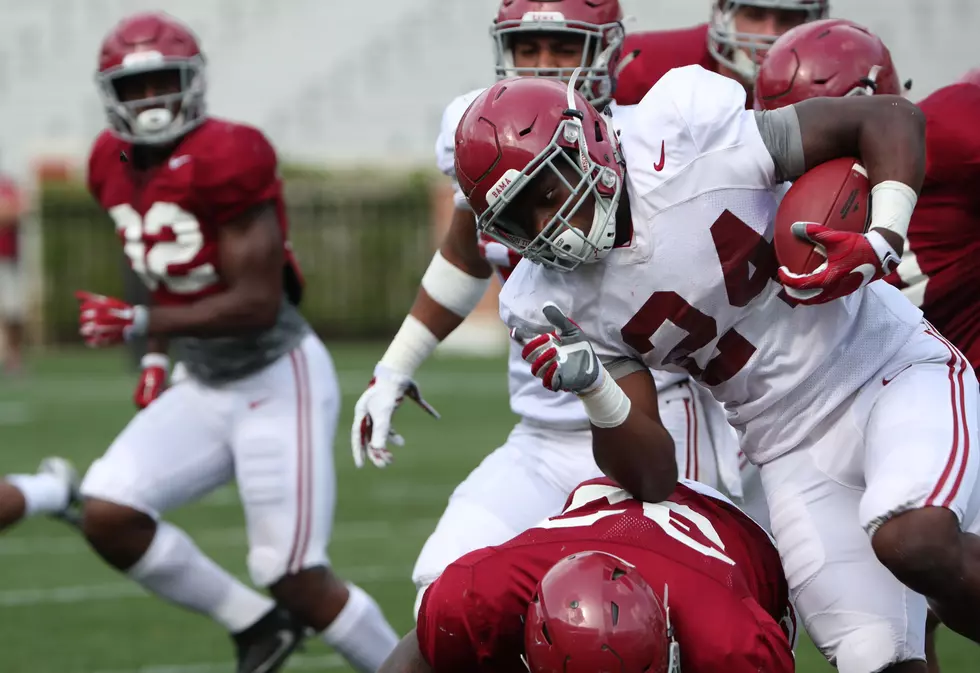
[621,211,791,386]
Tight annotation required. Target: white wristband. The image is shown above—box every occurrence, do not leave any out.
[421,250,491,318]
[125,305,149,341]
[379,315,439,378]
[140,353,170,371]
[580,369,632,428]
[869,180,917,241]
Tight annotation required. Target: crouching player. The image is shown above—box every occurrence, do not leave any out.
[380,477,796,673]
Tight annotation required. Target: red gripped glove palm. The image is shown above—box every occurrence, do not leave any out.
[134,353,170,409]
[76,291,148,348]
[777,225,902,305]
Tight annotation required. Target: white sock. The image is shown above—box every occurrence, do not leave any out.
[321,583,400,673]
[4,474,69,516]
[128,521,275,633]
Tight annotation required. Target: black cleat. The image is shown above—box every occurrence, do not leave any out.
[232,606,306,673]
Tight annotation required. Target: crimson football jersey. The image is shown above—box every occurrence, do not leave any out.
[87,118,308,383]
[614,25,720,107]
[87,117,303,307]
[417,478,794,673]
[886,83,980,369]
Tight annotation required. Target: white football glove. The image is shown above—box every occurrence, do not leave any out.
[511,302,603,395]
[351,364,439,469]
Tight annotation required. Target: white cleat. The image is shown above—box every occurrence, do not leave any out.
[37,457,81,528]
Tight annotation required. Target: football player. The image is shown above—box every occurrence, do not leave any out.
[76,12,397,673]
[353,0,759,617]
[455,66,980,673]
[378,478,795,673]
[756,19,980,372]
[0,458,79,530]
[756,21,980,670]
[614,0,828,106]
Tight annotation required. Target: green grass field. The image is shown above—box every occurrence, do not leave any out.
[0,344,973,672]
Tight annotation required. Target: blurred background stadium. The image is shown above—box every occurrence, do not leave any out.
[0,0,976,671]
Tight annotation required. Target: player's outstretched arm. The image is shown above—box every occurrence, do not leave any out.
[591,367,678,503]
[517,304,677,502]
[377,631,433,673]
[351,206,492,468]
[146,202,284,337]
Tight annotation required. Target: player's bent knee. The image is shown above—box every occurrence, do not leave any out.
[871,508,961,590]
[835,622,917,673]
[81,498,156,566]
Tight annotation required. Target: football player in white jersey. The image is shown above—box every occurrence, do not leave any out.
[351,0,753,616]
[453,70,980,673]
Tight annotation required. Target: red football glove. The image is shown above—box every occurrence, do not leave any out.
[76,291,148,348]
[134,353,170,409]
[777,225,901,305]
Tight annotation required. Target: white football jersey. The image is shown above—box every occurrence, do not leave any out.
[499,65,923,464]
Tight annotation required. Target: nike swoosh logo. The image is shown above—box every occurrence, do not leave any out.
[254,630,296,673]
[249,398,270,410]
[654,140,666,172]
[882,364,914,386]
[168,155,192,170]
[852,263,877,287]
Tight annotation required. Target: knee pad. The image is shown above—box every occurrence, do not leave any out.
[834,622,915,673]
[247,545,288,588]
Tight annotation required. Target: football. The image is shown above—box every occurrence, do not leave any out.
[773,157,872,275]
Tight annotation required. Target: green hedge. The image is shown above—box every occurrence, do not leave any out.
[40,171,437,344]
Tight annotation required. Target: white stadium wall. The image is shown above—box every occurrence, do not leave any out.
[0,0,975,177]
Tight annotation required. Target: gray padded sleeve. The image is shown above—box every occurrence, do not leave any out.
[753,107,806,183]
[600,355,647,380]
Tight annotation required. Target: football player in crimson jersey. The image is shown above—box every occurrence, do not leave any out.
[354,0,764,619]
[614,0,828,107]
[756,20,980,372]
[377,478,795,673]
[77,12,398,673]
[455,66,980,673]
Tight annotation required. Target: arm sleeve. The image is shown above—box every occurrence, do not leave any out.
[752,107,806,183]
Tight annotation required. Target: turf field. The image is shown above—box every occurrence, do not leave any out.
[0,344,973,672]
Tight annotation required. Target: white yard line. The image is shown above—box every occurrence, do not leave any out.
[91,653,346,673]
[0,563,411,607]
[0,517,438,557]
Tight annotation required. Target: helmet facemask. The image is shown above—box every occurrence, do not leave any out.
[478,73,622,272]
[97,52,206,145]
[708,0,828,83]
[492,14,624,107]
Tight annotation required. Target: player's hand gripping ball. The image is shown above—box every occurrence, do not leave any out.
[775,158,898,304]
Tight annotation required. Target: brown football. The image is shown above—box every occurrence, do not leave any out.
[774,158,871,275]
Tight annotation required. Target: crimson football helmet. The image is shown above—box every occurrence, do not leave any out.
[961,68,980,88]
[492,0,625,106]
[755,18,900,110]
[708,0,829,83]
[454,74,623,272]
[96,12,207,145]
[525,551,680,673]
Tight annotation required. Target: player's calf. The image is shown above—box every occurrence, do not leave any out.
[81,498,157,569]
[872,507,980,643]
[269,566,399,673]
